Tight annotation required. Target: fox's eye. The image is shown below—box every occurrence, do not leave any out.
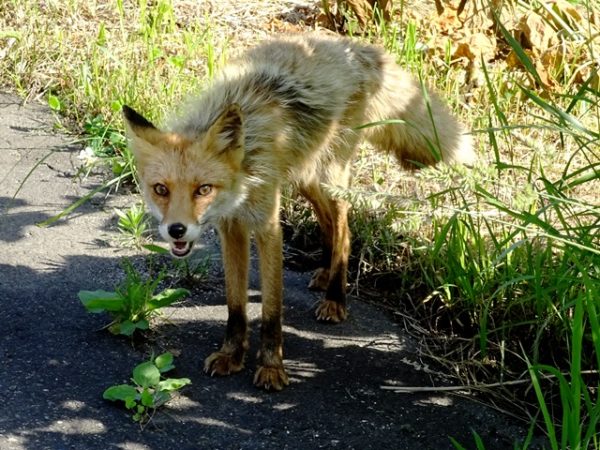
[154,183,169,196]
[195,184,213,196]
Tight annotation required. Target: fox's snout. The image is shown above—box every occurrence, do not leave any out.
[158,221,199,258]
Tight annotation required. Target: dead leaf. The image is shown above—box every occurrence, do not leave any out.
[450,32,497,88]
[452,32,496,65]
[535,59,556,89]
[541,47,565,76]
[265,17,303,33]
[506,48,556,90]
[435,5,462,34]
[460,0,495,30]
[573,64,599,91]
[318,0,391,32]
[471,32,497,61]
[453,42,475,62]
[517,13,557,51]
[344,0,373,28]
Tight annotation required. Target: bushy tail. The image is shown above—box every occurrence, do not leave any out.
[363,55,475,169]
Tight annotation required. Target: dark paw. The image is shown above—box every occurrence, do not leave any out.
[204,351,244,376]
[308,267,329,291]
[315,299,348,323]
[253,365,290,391]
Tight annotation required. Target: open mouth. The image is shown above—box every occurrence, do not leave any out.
[170,240,194,258]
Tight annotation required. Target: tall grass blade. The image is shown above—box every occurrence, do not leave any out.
[493,12,544,88]
[528,362,559,450]
[37,171,132,227]
[4,149,56,213]
[518,86,599,139]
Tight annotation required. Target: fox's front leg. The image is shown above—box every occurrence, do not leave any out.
[254,210,289,391]
[204,219,250,376]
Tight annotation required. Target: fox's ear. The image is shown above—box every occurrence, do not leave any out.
[205,104,244,167]
[123,105,156,130]
[122,105,163,147]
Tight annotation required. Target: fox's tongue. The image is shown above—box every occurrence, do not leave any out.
[171,241,192,258]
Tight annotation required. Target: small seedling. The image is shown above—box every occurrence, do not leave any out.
[144,244,211,280]
[103,352,191,423]
[115,203,151,248]
[78,259,189,336]
[47,93,65,130]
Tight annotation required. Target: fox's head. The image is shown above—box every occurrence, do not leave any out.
[123,104,246,258]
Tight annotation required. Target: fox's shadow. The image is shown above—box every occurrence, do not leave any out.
[0,252,534,450]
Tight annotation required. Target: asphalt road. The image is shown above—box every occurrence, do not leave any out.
[0,92,536,449]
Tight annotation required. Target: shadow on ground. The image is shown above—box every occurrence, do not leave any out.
[0,92,538,449]
[0,251,533,450]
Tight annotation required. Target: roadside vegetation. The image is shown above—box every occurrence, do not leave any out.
[79,258,189,336]
[104,351,191,424]
[1,0,598,446]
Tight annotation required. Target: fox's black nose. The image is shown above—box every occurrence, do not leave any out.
[168,223,187,239]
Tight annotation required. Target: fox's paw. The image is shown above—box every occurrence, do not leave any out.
[253,365,290,391]
[315,299,348,323]
[204,351,244,377]
[308,267,330,291]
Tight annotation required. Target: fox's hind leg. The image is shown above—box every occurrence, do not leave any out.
[300,165,352,323]
[299,184,334,292]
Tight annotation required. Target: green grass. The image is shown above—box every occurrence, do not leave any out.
[0,0,223,126]
[313,2,600,446]
[2,0,600,446]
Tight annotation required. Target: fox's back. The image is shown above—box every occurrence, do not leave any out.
[169,34,473,187]
[173,35,383,140]
[237,34,384,109]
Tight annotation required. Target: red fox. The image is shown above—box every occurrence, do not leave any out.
[123,34,474,391]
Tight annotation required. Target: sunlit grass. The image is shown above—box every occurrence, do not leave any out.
[0,0,224,125]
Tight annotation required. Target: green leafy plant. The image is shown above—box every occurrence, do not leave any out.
[116,203,151,248]
[82,113,135,177]
[103,352,191,423]
[526,274,600,450]
[78,259,189,336]
[47,93,61,111]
